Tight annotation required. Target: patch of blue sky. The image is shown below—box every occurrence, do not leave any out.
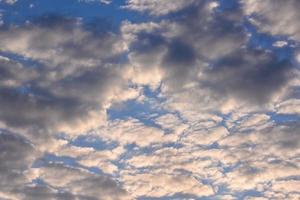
[235,189,264,200]
[32,153,79,168]
[0,51,42,68]
[214,184,232,198]
[32,153,105,175]
[210,112,231,129]
[206,141,220,149]
[278,175,300,182]
[293,87,300,98]
[107,99,164,127]
[217,0,240,12]
[221,161,241,173]
[30,178,48,186]
[0,0,148,28]
[15,85,31,94]
[119,144,154,162]
[244,20,298,63]
[162,142,184,149]
[70,134,118,150]
[269,112,300,124]
[107,85,169,128]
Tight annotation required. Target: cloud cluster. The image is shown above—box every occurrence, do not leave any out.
[0,0,17,5]
[122,0,197,16]
[79,0,112,5]
[0,130,37,199]
[123,0,298,112]
[26,164,129,200]
[0,0,299,199]
[0,16,134,142]
[0,15,133,199]
[242,0,300,41]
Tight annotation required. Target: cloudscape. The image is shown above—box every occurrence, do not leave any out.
[0,0,299,199]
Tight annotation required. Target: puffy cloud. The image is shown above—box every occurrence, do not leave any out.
[0,15,132,199]
[0,16,132,141]
[235,114,273,131]
[94,118,180,148]
[0,57,37,88]
[242,0,300,41]
[121,172,214,198]
[122,0,197,16]
[215,120,300,195]
[182,126,229,146]
[275,99,300,115]
[0,1,299,199]
[26,164,130,200]
[0,0,17,5]
[0,130,37,198]
[201,49,295,104]
[272,180,300,193]
[54,142,125,174]
[123,0,298,110]
[79,0,112,4]
[15,185,76,200]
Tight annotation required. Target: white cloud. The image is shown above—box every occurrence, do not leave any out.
[242,0,300,41]
[29,164,130,200]
[96,118,179,148]
[121,172,214,198]
[276,99,300,115]
[0,1,299,199]
[0,0,17,5]
[122,0,196,16]
[79,0,112,4]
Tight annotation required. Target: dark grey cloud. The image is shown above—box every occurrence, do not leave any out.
[126,0,297,105]
[242,0,300,41]
[32,163,129,200]
[16,185,76,200]
[203,49,295,104]
[0,136,129,199]
[0,1,299,199]
[262,121,300,150]
[0,130,36,197]
[0,15,126,140]
[0,16,130,199]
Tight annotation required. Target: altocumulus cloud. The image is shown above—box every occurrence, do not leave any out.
[0,0,299,200]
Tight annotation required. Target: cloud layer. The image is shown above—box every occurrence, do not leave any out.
[0,0,299,199]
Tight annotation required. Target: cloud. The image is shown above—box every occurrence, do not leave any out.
[122,172,214,198]
[18,164,130,200]
[93,118,179,148]
[79,0,112,4]
[0,0,17,5]
[122,0,197,16]
[53,141,125,174]
[0,15,132,199]
[15,185,76,200]
[242,0,300,41]
[202,49,295,104]
[0,1,299,199]
[122,0,298,108]
[0,15,131,141]
[32,164,129,200]
[275,99,300,115]
[0,130,37,199]
[216,118,300,195]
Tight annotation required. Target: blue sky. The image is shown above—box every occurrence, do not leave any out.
[0,0,299,199]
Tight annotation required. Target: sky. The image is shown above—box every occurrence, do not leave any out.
[0,0,299,199]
